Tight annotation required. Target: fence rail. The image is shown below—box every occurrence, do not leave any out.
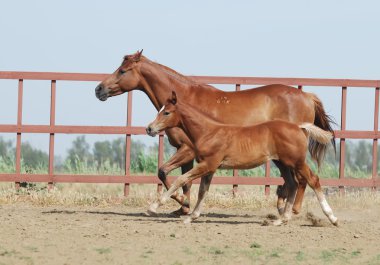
[0,71,379,196]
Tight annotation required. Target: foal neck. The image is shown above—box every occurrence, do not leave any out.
[178,103,221,143]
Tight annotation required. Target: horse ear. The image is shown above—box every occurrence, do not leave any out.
[137,49,143,59]
[171,91,177,105]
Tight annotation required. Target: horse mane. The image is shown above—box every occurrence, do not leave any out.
[123,52,216,89]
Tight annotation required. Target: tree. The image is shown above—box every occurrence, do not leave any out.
[112,137,125,169]
[353,140,372,172]
[21,142,49,172]
[93,140,113,168]
[66,136,92,168]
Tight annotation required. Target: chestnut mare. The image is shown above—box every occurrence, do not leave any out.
[146,92,338,226]
[95,50,335,215]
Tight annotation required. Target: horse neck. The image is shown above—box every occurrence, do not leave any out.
[177,103,220,143]
[139,60,194,110]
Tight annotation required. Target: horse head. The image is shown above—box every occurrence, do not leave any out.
[95,50,144,101]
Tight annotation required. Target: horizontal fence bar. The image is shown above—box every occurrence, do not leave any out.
[0,125,158,135]
[0,174,378,187]
[1,71,380,87]
[0,125,377,139]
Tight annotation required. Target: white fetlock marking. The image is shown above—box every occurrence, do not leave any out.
[160,194,170,204]
[320,198,338,225]
[148,202,159,213]
[182,216,193,224]
[321,199,333,214]
[330,215,338,225]
[283,212,292,221]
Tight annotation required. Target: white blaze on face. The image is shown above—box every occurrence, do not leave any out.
[158,105,165,114]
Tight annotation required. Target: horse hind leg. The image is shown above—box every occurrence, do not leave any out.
[296,163,338,226]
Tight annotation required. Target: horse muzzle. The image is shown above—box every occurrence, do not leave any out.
[95,84,109,101]
[146,126,159,137]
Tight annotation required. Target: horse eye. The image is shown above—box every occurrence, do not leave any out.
[163,111,170,116]
[119,69,126,74]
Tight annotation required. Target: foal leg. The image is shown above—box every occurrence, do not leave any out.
[276,184,288,216]
[296,163,338,226]
[273,160,295,216]
[292,177,307,214]
[157,145,195,215]
[273,161,298,225]
[148,162,209,215]
[182,173,213,224]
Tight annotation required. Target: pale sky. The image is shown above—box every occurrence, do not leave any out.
[1,0,379,156]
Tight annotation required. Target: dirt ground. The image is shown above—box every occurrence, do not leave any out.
[1,201,380,265]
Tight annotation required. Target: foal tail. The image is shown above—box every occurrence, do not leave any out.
[308,93,336,168]
[299,123,334,168]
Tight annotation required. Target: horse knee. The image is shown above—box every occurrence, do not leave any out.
[158,168,167,182]
[182,182,192,193]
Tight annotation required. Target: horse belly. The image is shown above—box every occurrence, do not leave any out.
[219,155,269,170]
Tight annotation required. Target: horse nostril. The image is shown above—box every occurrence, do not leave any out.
[146,127,152,134]
[95,84,103,93]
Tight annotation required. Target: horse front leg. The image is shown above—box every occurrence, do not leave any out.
[157,144,195,215]
[148,162,209,215]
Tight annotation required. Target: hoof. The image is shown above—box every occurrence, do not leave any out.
[170,208,190,217]
[277,207,285,216]
[331,217,339,227]
[273,219,283,226]
[273,219,288,226]
[292,209,301,215]
[146,209,157,217]
[181,215,193,224]
[147,202,159,216]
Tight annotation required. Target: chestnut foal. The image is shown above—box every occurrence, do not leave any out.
[146,92,338,226]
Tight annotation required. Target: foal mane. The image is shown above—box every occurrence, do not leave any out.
[177,101,224,126]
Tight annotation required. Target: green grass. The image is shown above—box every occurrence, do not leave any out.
[0,150,373,179]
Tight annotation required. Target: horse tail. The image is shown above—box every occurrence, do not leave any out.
[305,93,336,168]
[299,122,334,169]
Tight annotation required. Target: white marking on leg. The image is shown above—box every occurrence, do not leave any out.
[320,198,338,225]
[315,191,338,225]
[147,202,160,215]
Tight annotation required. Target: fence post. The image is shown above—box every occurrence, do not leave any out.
[157,135,164,193]
[15,79,23,191]
[372,87,379,190]
[232,84,241,197]
[124,91,133,196]
[265,161,271,196]
[48,80,56,190]
[339,86,347,196]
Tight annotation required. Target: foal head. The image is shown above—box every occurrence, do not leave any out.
[95,50,144,101]
[146,92,180,137]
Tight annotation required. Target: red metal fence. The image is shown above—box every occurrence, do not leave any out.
[0,71,379,196]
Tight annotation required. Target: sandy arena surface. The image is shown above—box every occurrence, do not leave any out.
[1,203,380,265]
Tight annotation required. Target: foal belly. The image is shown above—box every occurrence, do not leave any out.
[219,155,271,170]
